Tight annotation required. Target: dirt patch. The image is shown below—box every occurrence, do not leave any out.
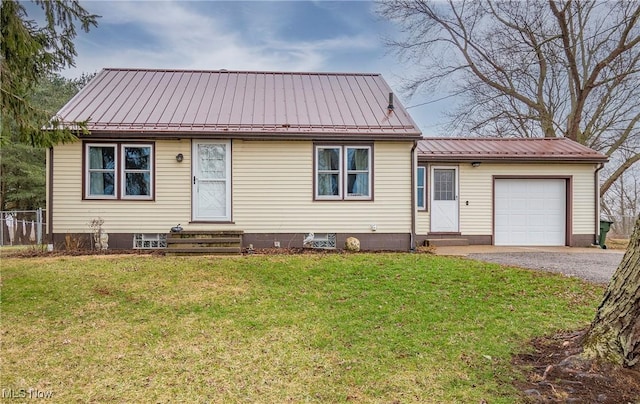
[606,238,630,250]
[513,329,640,403]
[246,247,428,255]
[3,246,436,259]
[248,247,340,255]
[1,248,162,258]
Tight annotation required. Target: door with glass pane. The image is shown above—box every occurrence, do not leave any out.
[430,166,459,232]
[192,141,231,221]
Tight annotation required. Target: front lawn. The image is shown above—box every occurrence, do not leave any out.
[1,253,603,402]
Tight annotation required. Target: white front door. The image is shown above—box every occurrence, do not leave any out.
[192,140,231,221]
[431,166,459,232]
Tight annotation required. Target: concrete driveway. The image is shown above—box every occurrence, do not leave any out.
[434,246,625,284]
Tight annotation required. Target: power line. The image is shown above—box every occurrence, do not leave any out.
[405,91,463,109]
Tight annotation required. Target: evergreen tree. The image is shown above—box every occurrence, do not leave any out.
[0,0,98,146]
[0,73,93,210]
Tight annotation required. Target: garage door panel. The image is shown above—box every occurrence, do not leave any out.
[495,179,566,246]
[512,214,528,226]
[528,214,547,227]
[544,212,564,225]
[527,231,546,245]
[509,232,528,245]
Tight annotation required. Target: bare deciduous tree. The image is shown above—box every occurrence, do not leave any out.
[582,215,640,368]
[379,0,640,369]
[378,0,640,197]
[602,161,640,237]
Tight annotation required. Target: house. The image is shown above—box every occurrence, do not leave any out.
[47,68,607,252]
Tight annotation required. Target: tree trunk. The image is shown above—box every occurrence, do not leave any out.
[582,215,640,368]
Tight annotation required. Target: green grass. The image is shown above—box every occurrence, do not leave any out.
[1,253,603,403]
[0,245,34,253]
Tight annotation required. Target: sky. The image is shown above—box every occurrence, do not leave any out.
[36,1,451,135]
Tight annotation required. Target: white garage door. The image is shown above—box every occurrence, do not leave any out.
[495,179,566,246]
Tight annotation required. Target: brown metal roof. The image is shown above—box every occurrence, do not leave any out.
[56,68,421,139]
[417,137,608,163]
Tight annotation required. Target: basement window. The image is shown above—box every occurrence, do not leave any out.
[133,233,167,249]
[304,233,337,249]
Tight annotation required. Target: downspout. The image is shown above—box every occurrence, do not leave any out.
[594,162,604,245]
[47,147,54,246]
[410,140,418,252]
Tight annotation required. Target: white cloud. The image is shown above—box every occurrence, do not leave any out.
[57,1,450,132]
[63,1,379,77]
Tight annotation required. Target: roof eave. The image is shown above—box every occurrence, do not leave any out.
[78,129,423,141]
[418,155,609,163]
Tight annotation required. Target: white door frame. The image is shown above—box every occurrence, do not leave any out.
[192,140,231,221]
[430,165,459,233]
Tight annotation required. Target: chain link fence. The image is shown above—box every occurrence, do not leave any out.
[1,209,45,246]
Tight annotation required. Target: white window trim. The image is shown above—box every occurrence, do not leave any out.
[314,145,372,201]
[85,143,118,200]
[417,166,426,210]
[315,145,343,200]
[344,146,371,200]
[121,144,154,200]
[84,142,154,200]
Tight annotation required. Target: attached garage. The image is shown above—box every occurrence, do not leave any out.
[415,138,609,248]
[494,178,567,246]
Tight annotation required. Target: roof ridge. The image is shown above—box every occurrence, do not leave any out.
[102,67,381,77]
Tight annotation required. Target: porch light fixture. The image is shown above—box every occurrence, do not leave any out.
[175,153,184,162]
[471,161,481,168]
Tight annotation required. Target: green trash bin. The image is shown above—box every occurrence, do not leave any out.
[599,219,613,249]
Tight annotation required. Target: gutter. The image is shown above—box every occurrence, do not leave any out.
[594,163,605,245]
[422,157,608,164]
[78,130,423,142]
[410,140,418,252]
[47,147,54,245]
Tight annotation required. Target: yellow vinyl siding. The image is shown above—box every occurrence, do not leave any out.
[52,140,192,234]
[232,140,412,233]
[416,213,430,236]
[416,163,597,236]
[51,139,412,235]
[458,164,492,235]
[570,165,598,234]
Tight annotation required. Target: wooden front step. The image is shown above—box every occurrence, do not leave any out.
[168,237,241,244]
[166,230,243,255]
[425,238,469,247]
[165,247,242,255]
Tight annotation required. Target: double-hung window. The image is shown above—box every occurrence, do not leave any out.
[122,145,152,198]
[345,147,370,198]
[87,144,117,198]
[316,147,342,198]
[315,145,371,200]
[85,143,154,200]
